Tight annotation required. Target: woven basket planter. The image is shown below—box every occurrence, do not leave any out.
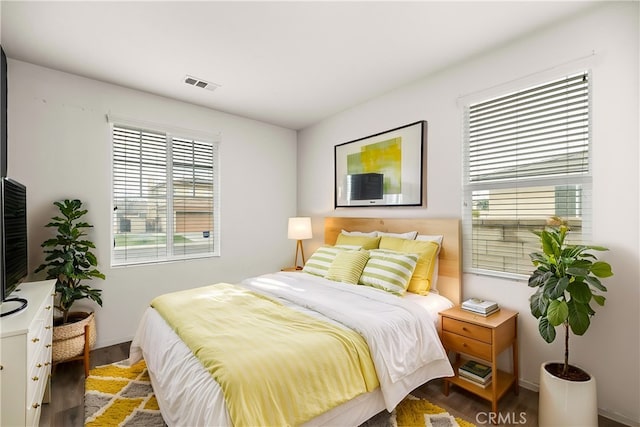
[52,311,96,363]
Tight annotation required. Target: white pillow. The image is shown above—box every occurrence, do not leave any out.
[415,234,444,249]
[341,229,377,237]
[377,230,418,240]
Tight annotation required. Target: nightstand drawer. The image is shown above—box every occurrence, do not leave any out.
[442,331,492,360]
[442,317,492,344]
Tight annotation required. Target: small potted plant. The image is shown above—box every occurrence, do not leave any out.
[528,217,613,427]
[35,199,105,365]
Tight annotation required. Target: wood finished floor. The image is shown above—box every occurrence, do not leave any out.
[40,341,626,427]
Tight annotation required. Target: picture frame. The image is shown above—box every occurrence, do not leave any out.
[334,120,427,207]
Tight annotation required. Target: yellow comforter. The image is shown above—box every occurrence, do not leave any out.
[151,283,379,426]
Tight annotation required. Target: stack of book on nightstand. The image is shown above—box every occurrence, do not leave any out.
[461,298,500,316]
[459,360,492,388]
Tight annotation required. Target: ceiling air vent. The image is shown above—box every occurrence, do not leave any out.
[184,75,220,92]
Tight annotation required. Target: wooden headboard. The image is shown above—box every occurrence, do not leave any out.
[324,217,462,305]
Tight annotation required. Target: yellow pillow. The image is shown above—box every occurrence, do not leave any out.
[335,234,381,250]
[379,237,439,295]
[326,250,370,284]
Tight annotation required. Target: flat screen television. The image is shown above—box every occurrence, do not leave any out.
[1,45,7,177]
[1,177,28,315]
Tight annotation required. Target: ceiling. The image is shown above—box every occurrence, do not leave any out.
[1,1,600,130]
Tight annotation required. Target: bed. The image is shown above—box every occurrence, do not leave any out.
[129,217,462,426]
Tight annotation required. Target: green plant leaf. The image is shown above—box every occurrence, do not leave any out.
[40,238,61,248]
[541,231,559,257]
[542,276,559,298]
[529,289,548,318]
[528,269,549,288]
[86,252,98,266]
[538,317,556,343]
[592,294,606,306]
[548,276,569,300]
[567,281,592,304]
[567,300,590,335]
[585,275,607,292]
[586,245,609,252]
[590,261,613,278]
[529,252,548,267]
[547,300,568,326]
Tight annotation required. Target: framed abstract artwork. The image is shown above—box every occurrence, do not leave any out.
[334,121,427,207]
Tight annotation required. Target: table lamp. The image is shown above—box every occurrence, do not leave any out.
[288,217,312,269]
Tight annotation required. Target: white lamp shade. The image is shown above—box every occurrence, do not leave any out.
[288,217,312,240]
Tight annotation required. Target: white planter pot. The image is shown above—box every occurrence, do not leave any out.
[538,362,598,427]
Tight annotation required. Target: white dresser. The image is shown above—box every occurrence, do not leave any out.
[1,279,55,427]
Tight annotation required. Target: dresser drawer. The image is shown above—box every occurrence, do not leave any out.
[25,398,43,427]
[442,317,492,344]
[27,359,48,410]
[442,331,492,360]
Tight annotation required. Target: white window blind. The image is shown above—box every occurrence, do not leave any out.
[463,72,591,278]
[112,124,220,266]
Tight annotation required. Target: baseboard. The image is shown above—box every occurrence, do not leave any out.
[93,337,133,351]
[597,409,639,427]
[518,378,539,393]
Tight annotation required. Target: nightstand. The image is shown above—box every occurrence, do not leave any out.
[439,306,519,414]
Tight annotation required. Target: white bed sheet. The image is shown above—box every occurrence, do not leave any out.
[129,272,454,426]
[404,290,454,328]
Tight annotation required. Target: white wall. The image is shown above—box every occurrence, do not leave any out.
[7,60,298,348]
[298,2,639,425]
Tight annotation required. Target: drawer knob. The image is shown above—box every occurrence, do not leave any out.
[32,338,40,343]
[462,327,468,331]
[45,344,52,348]
[45,326,52,330]
[32,376,39,381]
[45,305,52,310]
[36,363,43,368]
[45,362,51,366]
[32,403,40,409]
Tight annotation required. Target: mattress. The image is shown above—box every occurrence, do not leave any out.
[129,271,454,426]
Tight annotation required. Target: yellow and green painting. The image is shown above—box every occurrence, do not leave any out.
[347,137,402,194]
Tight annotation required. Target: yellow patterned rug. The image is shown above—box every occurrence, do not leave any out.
[84,360,474,427]
[84,360,166,427]
[392,395,476,427]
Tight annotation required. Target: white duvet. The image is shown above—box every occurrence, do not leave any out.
[130,272,454,426]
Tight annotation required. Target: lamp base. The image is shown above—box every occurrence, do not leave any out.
[281,266,303,272]
[293,239,306,268]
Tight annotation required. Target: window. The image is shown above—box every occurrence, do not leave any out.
[462,72,591,278]
[111,123,220,266]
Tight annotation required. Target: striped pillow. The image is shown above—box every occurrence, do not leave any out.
[379,238,440,295]
[325,250,370,284]
[359,249,419,296]
[302,245,349,277]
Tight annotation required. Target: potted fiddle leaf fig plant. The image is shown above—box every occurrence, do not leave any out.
[35,199,105,365]
[528,217,613,427]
